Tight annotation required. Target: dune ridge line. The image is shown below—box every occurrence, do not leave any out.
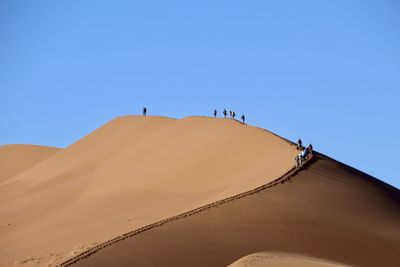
[58,155,315,267]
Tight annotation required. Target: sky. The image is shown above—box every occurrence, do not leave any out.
[1,0,399,188]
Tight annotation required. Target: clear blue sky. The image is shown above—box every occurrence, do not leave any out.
[1,0,399,188]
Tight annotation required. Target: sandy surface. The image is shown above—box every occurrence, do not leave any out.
[0,144,60,183]
[228,252,351,267]
[0,116,297,267]
[70,154,400,267]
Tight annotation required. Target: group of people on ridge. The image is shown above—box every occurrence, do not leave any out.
[295,138,313,167]
[143,107,245,124]
[215,109,245,124]
[142,106,310,167]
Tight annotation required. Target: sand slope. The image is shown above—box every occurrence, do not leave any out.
[0,116,297,267]
[0,144,60,183]
[70,154,400,267]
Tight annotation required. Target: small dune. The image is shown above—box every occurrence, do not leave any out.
[0,144,60,183]
[228,252,352,267]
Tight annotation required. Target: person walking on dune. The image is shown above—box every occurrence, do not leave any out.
[307,144,313,157]
[232,111,236,120]
[229,110,232,118]
[297,138,302,150]
[295,154,301,168]
[241,114,245,124]
[214,109,217,118]
[223,109,227,118]
[303,146,309,159]
[298,147,307,165]
[142,107,147,116]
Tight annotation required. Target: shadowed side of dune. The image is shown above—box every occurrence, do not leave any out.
[71,154,400,267]
[0,144,60,183]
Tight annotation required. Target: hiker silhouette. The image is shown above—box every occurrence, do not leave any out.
[307,144,313,156]
[223,109,227,118]
[297,138,302,150]
[143,107,147,116]
[214,109,217,117]
[241,115,245,123]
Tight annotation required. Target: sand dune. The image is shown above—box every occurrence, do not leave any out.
[2,116,398,267]
[0,116,298,267]
[0,144,60,183]
[228,252,352,267]
[68,154,400,267]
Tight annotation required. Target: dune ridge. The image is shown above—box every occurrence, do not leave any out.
[69,154,399,267]
[58,156,315,267]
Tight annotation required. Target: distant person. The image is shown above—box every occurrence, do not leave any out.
[296,148,306,167]
[223,109,228,118]
[241,115,245,123]
[300,147,307,159]
[214,109,217,118]
[307,144,313,157]
[297,138,302,150]
[295,155,301,168]
[229,110,233,118]
[142,107,147,116]
[232,111,236,119]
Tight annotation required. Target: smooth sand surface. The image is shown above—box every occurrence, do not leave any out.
[0,144,60,183]
[0,116,297,266]
[71,154,400,267]
[229,252,351,267]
